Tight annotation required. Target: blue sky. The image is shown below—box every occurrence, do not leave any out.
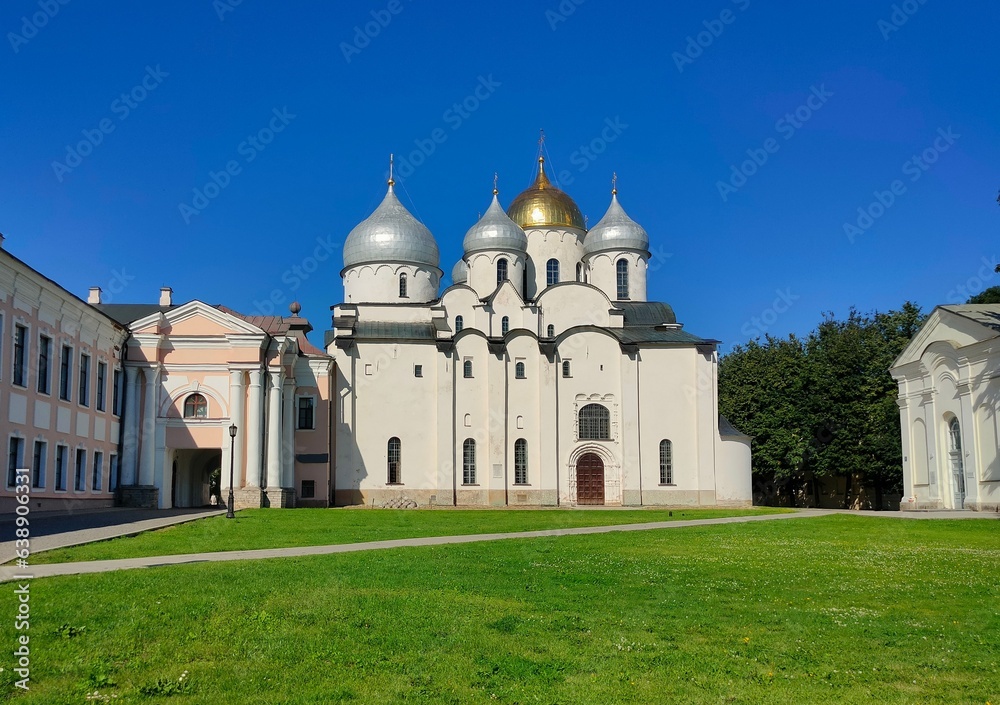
[1,0,997,352]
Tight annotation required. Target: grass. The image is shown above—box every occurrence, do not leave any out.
[28,507,787,564]
[2,514,998,703]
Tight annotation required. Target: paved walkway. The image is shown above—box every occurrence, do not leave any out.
[1,507,995,583]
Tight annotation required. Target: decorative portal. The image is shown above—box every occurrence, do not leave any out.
[576,452,605,505]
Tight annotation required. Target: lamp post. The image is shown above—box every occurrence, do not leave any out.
[226,423,237,519]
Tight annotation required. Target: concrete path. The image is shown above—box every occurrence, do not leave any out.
[1,507,995,584]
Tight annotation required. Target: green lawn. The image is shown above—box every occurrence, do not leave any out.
[29,507,786,564]
[2,515,997,703]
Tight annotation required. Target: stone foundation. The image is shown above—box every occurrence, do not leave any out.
[233,488,264,510]
[119,486,159,508]
[263,487,296,508]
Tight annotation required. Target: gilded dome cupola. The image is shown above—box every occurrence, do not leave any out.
[506,157,586,231]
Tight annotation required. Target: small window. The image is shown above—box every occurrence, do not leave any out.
[501,316,509,336]
[616,258,629,300]
[297,397,315,430]
[37,335,52,395]
[414,364,423,378]
[562,360,571,378]
[547,324,555,338]
[109,454,119,491]
[32,440,46,489]
[55,445,68,491]
[399,272,408,298]
[93,451,104,491]
[74,448,87,491]
[514,438,528,485]
[96,361,107,412]
[497,258,508,285]
[515,362,526,379]
[301,480,316,499]
[462,439,476,484]
[59,345,72,401]
[112,369,122,416]
[388,437,401,484]
[579,403,610,440]
[13,324,27,387]
[79,353,90,407]
[184,393,208,419]
[7,437,24,487]
[464,360,473,378]
[546,258,559,287]
[576,263,582,282]
[659,439,673,484]
[455,315,464,333]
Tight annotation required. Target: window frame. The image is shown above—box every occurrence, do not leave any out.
[32,439,47,489]
[547,324,555,338]
[496,257,508,285]
[454,315,464,333]
[462,438,476,485]
[93,450,104,492]
[514,438,528,485]
[112,368,122,416]
[387,436,402,484]
[562,360,571,378]
[616,258,630,300]
[96,361,107,411]
[413,364,423,378]
[109,453,119,492]
[59,344,73,402]
[297,395,316,431]
[74,447,87,492]
[55,444,68,491]
[501,316,509,336]
[659,439,674,485]
[78,352,91,408]
[578,403,611,441]
[399,272,408,298]
[37,334,52,395]
[515,361,526,379]
[12,323,28,388]
[7,436,25,488]
[546,258,559,287]
[301,479,316,499]
[183,393,209,419]
[463,359,473,378]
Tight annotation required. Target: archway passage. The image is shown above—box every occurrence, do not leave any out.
[576,453,605,505]
[172,449,222,508]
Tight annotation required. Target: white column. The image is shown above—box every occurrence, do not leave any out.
[139,366,160,486]
[266,370,283,488]
[282,378,295,488]
[246,369,264,487]
[122,366,140,485]
[226,369,245,490]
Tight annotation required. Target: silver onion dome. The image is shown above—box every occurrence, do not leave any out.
[583,193,650,255]
[462,194,528,255]
[343,184,440,269]
[451,259,468,284]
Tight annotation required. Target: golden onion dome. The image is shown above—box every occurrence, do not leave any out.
[506,157,586,231]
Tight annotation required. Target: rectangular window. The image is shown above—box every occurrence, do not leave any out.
[562,360,572,378]
[514,439,528,485]
[301,479,315,499]
[38,335,52,394]
[297,397,315,430]
[413,364,423,378]
[660,440,673,484]
[7,437,25,487]
[109,453,119,491]
[96,361,107,411]
[75,448,86,491]
[93,451,103,491]
[60,346,72,401]
[462,440,476,485]
[32,440,46,489]
[112,369,122,416]
[79,353,90,407]
[13,324,27,386]
[55,445,67,491]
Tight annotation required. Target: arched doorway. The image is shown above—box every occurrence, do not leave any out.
[576,453,605,505]
[948,418,966,509]
[172,449,222,508]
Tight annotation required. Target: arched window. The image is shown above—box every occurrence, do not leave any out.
[576,263,582,282]
[659,439,673,484]
[562,360,571,378]
[455,315,464,333]
[547,324,555,338]
[514,438,528,484]
[949,417,962,452]
[464,360,473,378]
[497,258,508,285]
[399,272,408,298]
[616,259,629,300]
[183,393,208,419]
[387,437,401,484]
[546,258,559,287]
[463,439,476,484]
[501,316,509,335]
[515,362,526,379]
[578,403,610,440]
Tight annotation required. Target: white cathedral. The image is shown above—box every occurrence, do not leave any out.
[329,157,752,507]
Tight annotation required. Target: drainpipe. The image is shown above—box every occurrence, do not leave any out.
[636,350,642,506]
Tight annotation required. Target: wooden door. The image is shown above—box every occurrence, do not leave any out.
[576,453,605,505]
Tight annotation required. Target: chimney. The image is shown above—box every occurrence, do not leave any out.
[159,287,173,307]
[88,287,103,304]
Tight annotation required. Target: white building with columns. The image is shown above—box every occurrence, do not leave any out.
[330,158,752,507]
[891,304,1000,512]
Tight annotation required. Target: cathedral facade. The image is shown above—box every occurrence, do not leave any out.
[0,157,752,511]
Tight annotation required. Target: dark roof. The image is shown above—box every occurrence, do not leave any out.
[610,327,713,345]
[616,301,677,326]
[95,304,174,325]
[353,321,437,341]
[942,305,1000,333]
[719,415,751,438]
[215,305,289,335]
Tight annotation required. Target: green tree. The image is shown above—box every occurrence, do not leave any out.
[967,286,1000,304]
